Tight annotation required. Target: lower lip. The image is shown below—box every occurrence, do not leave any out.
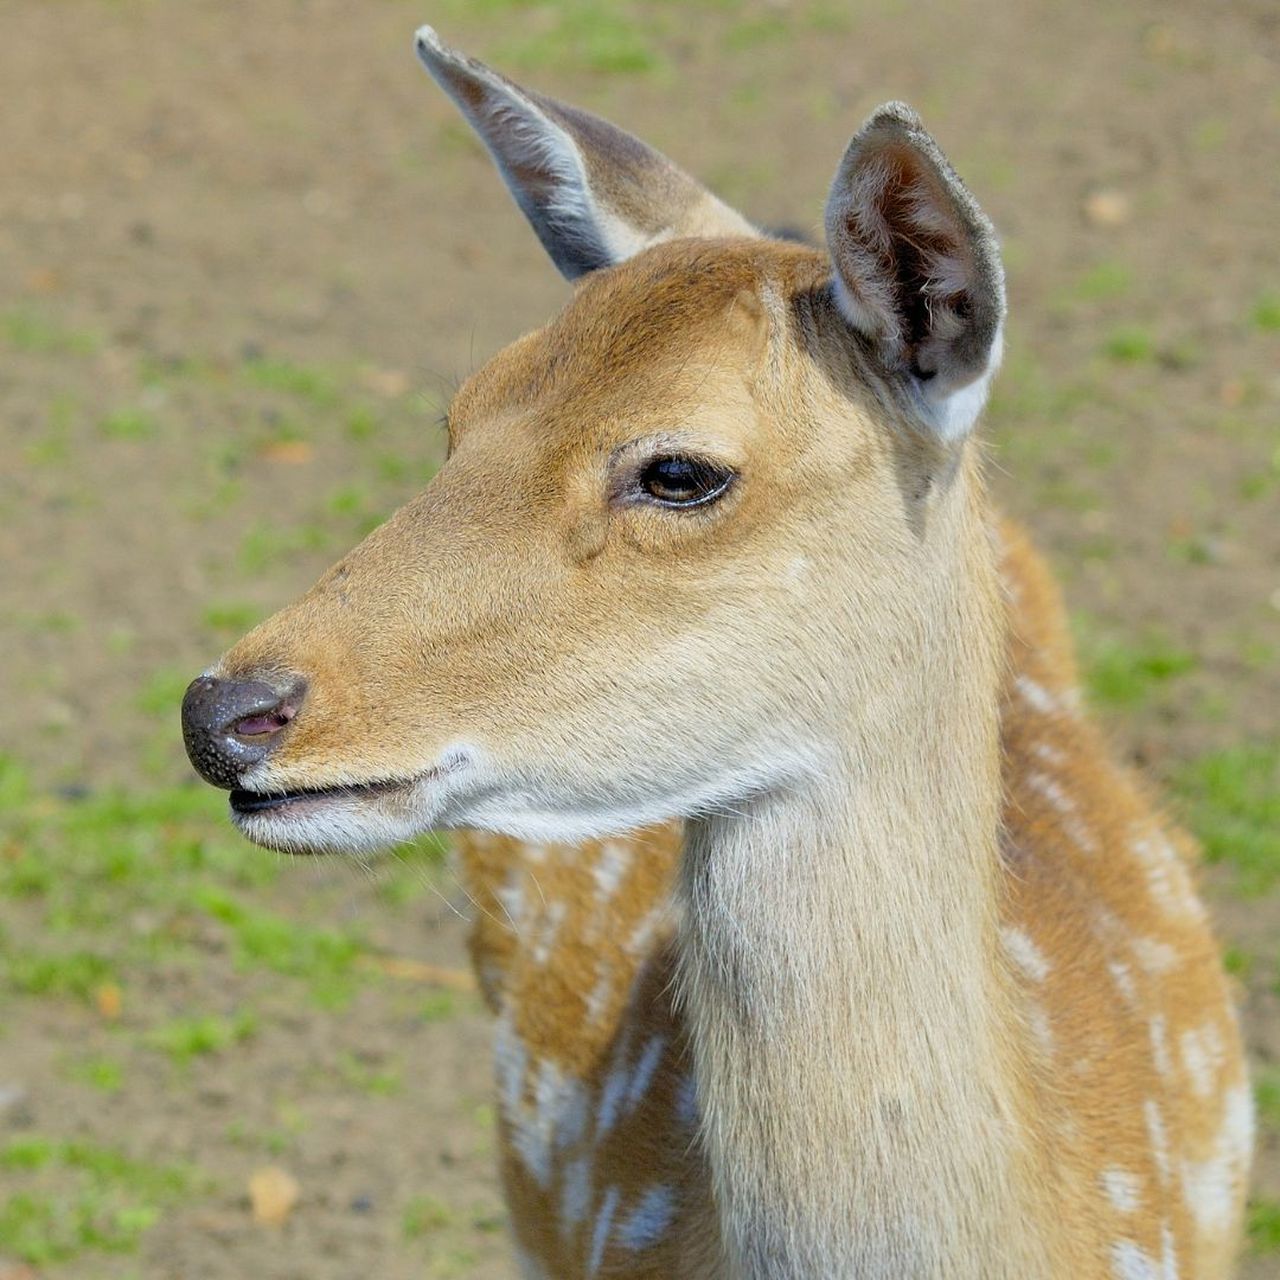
[229,788,307,814]
[228,775,413,817]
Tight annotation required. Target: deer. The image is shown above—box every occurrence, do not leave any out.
[179,26,1253,1279]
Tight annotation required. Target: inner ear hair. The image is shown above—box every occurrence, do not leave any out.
[825,103,1005,442]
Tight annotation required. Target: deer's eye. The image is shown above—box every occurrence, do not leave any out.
[638,456,735,509]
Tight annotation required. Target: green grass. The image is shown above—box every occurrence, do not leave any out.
[1250,291,1280,333]
[6,949,117,1002]
[493,6,662,73]
[100,408,159,440]
[3,308,100,356]
[0,1136,192,1265]
[419,990,460,1022]
[334,1051,403,1097]
[1074,621,1197,709]
[1249,1200,1280,1255]
[68,1055,126,1093]
[1062,260,1133,304]
[136,667,195,719]
[146,1011,258,1064]
[724,15,788,49]
[1255,1065,1280,1132]
[1166,534,1219,566]
[201,601,264,635]
[241,355,338,408]
[345,405,379,441]
[0,757,445,1019]
[1102,325,1157,363]
[225,1110,306,1158]
[194,885,365,1008]
[403,1193,453,1240]
[985,348,1098,442]
[326,482,386,535]
[238,518,334,572]
[0,758,271,947]
[1174,742,1280,896]
[1240,459,1279,502]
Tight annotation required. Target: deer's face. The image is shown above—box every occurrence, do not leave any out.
[181,30,1005,854]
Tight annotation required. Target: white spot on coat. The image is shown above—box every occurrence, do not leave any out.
[626,1035,666,1112]
[598,1034,666,1134]
[626,906,667,958]
[1180,1028,1216,1097]
[1108,960,1139,1008]
[1016,675,1058,715]
[584,967,613,1024]
[1003,927,1052,982]
[1132,936,1180,976]
[561,1156,592,1233]
[1145,1100,1171,1184]
[618,1184,676,1250]
[1028,1005,1055,1055]
[1101,1168,1142,1213]
[675,1073,699,1130]
[495,1011,529,1117]
[1181,1083,1254,1238]
[1150,1016,1172,1077]
[531,900,567,966]
[1159,1222,1179,1280]
[512,1059,589,1188]
[593,842,632,902]
[495,868,527,930]
[1131,831,1206,922]
[1026,770,1097,851]
[1111,1240,1158,1280]
[589,1185,621,1275]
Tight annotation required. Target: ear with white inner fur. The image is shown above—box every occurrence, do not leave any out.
[825,102,1006,441]
[414,26,757,280]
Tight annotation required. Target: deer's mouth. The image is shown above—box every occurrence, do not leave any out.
[225,754,473,855]
[229,777,407,815]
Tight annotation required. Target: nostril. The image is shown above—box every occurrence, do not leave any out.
[181,673,307,790]
[232,704,297,738]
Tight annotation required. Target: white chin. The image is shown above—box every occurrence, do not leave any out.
[228,782,441,856]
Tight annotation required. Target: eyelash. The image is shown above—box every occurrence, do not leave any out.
[634,455,737,509]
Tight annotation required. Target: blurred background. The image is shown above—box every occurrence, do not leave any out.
[1,1,1277,1276]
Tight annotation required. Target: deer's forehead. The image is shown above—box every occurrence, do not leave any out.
[449,240,827,437]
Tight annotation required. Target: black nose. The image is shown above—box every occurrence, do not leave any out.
[181,675,306,790]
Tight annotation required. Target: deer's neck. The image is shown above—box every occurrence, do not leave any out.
[676,525,1054,1278]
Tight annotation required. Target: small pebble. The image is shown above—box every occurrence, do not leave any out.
[1083,189,1131,227]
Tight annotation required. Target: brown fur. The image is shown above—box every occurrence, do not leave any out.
[215,239,1249,1277]
[204,46,1251,1271]
[456,522,1250,1278]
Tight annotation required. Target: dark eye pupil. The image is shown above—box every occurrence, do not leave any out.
[641,456,730,507]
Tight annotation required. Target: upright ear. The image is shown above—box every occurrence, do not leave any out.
[824,103,1005,442]
[414,26,757,280]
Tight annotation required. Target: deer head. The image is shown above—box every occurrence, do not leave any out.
[181,27,1007,858]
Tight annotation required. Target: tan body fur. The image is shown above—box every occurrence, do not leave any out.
[186,30,1252,1280]
[458,522,1250,1279]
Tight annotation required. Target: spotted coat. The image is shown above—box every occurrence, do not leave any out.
[454,522,1250,1278]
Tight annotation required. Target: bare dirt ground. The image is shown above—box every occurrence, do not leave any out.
[1,0,1277,1275]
